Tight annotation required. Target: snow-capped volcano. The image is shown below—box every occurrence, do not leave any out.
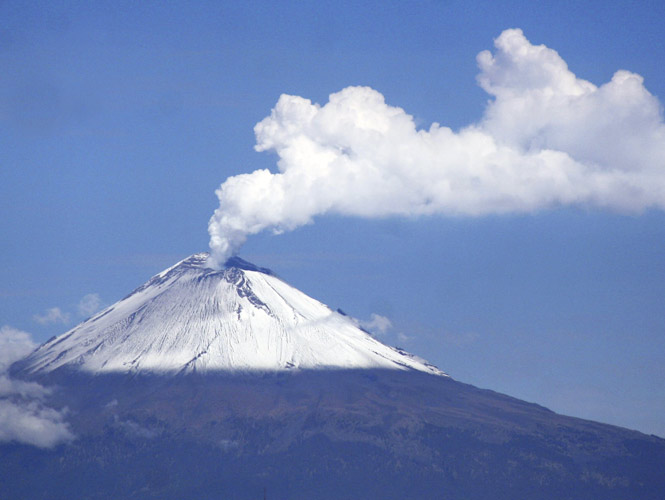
[9,255,665,500]
[17,253,444,376]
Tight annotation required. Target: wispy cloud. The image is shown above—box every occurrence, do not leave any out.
[0,325,74,448]
[0,400,74,448]
[33,307,70,325]
[0,325,36,370]
[360,313,393,336]
[77,293,102,318]
[396,332,413,344]
[33,292,103,325]
[208,28,665,267]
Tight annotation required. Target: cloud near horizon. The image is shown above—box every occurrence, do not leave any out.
[0,325,74,448]
[208,28,665,267]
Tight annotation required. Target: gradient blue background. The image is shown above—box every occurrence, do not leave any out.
[2,1,664,436]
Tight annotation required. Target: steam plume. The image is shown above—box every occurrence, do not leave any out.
[208,29,665,268]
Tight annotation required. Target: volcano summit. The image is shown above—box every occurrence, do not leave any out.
[3,254,664,499]
[15,254,441,376]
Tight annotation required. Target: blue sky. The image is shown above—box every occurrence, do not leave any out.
[2,1,664,436]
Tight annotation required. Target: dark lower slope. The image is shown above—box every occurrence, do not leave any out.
[2,370,664,499]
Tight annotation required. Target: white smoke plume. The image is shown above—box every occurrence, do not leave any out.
[0,325,74,448]
[208,29,665,267]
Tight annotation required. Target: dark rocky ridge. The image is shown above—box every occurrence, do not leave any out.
[2,369,664,499]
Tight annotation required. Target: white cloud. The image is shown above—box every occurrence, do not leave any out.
[207,29,665,267]
[0,325,74,448]
[77,293,101,317]
[0,325,37,371]
[0,400,74,448]
[477,30,665,180]
[0,376,49,399]
[360,313,393,336]
[33,307,70,325]
[396,332,413,344]
[33,293,103,326]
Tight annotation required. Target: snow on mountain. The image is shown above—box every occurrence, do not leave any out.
[18,253,445,376]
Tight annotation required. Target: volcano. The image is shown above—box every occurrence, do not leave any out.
[3,254,664,499]
[14,253,441,376]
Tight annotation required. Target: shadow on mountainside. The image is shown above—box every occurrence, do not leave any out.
[2,369,664,499]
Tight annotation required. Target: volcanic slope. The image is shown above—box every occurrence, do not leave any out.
[16,253,442,376]
[4,254,665,500]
